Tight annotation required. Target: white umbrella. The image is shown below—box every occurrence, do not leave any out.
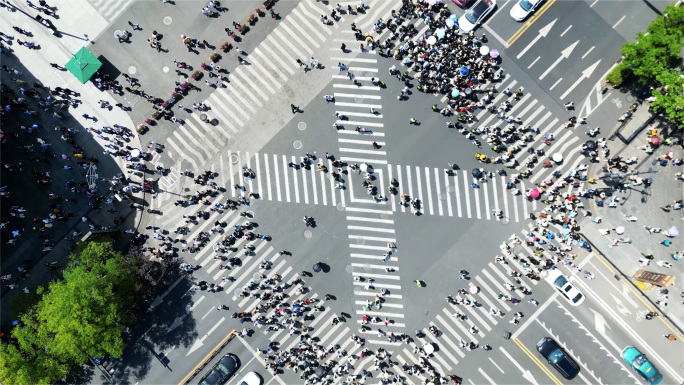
[469,286,479,294]
[130,149,141,158]
[479,46,490,55]
[426,36,437,45]
[552,153,563,163]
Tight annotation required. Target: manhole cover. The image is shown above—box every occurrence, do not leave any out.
[354,96,364,103]
[336,203,345,211]
[233,289,242,297]
[363,263,371,271]
[252,274,262,283]
[447,186,455,193]
[345,265,353,273]
[293,140,303,150]
[162,66,170,73]
[128,65,137,75]
[356,237,365,245]
[163,16,173,25]
[380,213,389,219]
[354,286,363,294]
[230,153,239,164]
[439,193,447,201]
[297,122,307,131]
[304,230,312,238]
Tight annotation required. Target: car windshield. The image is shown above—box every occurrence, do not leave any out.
[632,354,647,367]
[465,0,490,23]
[572,293,583,303]
[553,275,568,288]
[548,348,564,363]
[520,0,534,11]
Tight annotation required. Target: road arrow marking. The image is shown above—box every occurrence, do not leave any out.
[186,317,225,356]
[610,293,632,315]
[500,346,539,385]
[591,308,611,335]
[167,313,187,334]
[539,40,579,80]
[517,19,557,59]
[559,59,602,100]
[148,275,184,311]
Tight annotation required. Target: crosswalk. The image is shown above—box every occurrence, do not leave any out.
[172,206,397,379]
[329,50,408,347]
[152,147,556,230]
[383,225,589,381]
[162,0,397,173]
[87,0,135,22]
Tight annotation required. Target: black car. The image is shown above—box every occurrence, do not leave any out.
[536,337,580,380]
[199,353,240,385]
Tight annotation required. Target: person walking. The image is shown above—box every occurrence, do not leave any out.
[291,104,298,114]
[128,21,140,30]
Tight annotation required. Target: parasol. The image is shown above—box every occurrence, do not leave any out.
[427,36,437,45]
[451,89,460,97]
[479,46,490,55]
[668,226,679,237]
[130,149,141,158]
[552,153,563,163]
[490,49,499,58]
[445,18,455,28]
[460,66,469,76]
[615,226,625,235]
[313,262,322,272]
[585,140,597,150]
[436,28,446,39]
[650,136,661,146]
[469,286,479,294]
[530,189,540,199]
[472,168,482,178]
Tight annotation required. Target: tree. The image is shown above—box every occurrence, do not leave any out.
[651,69,684,126]
[0,241,141,384]
[618,3,684,84]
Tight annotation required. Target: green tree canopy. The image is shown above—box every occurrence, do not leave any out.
[0,241,140,384]
[652,69,684,126]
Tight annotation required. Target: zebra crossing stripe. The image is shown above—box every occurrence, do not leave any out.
[301,162,309,204]
[462,173,472,218]
[282,155,290,202]
[434,168,443,216]
[474,177,481,219]
[444,173,453,217]
[291,156,300,203]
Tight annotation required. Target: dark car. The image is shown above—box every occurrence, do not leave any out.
[199,353,240,385]
[536,337,580,380]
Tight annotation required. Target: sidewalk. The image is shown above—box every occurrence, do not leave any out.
[0,2,145,328]
[582,114,683,331]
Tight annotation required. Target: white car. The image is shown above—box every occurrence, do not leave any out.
[235,372,262,385]
[510,0,542,21]
[458,0,496,33]
[545,270,585,306]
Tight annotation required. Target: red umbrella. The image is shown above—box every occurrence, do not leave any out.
[650,136,661,146]
[530,189,540,199]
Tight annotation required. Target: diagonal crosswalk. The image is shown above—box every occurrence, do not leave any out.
[162,0,395,174]
[87,0,135,22]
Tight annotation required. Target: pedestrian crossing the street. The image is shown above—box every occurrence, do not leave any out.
[87,0,135,22]
[382,233,588,382]
[171,206,396,377]
[330,48,408,345]
[153,148,544,231]
[162,0,396,173]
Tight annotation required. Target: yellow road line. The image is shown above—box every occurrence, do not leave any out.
[513,338,563,385]
[591,252,684,341]
[507,0,557,46]
[178,330,237,385]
